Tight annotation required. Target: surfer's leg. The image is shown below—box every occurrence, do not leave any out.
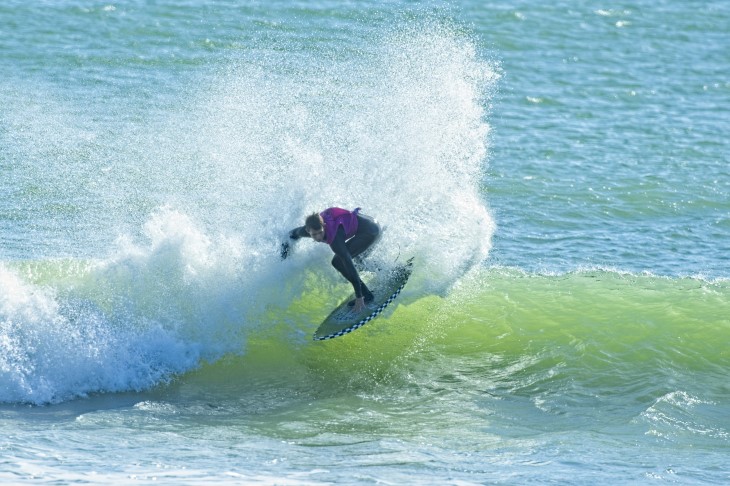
[331,255,367,288]
[331,255,374,304]
[347,214,381,259]
[331,255,357,285]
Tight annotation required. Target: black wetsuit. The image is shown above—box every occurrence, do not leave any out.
[289,213,380,299]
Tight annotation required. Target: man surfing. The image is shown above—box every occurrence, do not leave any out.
[282,207,381,313]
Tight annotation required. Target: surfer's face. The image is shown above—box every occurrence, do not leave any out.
[307,226,325,242]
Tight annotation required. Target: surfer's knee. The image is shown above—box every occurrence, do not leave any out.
[331,256,343,272]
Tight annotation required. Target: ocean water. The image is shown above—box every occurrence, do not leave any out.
[1,1,728,484]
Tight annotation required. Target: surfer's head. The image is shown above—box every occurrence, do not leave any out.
[305,213,325,242]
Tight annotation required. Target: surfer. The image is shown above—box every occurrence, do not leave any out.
[283,207,381,313]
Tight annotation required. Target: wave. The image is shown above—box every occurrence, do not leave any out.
[22,16,724,408]
[3,246,728,406]
[1,17,498,404]
[185,266,730,403]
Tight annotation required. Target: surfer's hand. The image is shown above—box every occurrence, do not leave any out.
[289,229,301,240]
[352,296,366,313]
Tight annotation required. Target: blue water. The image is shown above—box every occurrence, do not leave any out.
[485,1,730,277]
[1,1,729,484]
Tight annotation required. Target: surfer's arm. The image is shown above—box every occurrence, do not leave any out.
[281,226,310,259]
[289,226,310,239]
[330,227,364,298]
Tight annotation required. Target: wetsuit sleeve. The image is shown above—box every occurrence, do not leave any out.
[330,226,363,297]
[289,226,309,239]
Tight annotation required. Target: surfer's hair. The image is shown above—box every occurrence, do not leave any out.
[305,213,323,231]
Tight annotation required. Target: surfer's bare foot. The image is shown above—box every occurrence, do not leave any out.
[347,291,374,307]
[351,297,366,313]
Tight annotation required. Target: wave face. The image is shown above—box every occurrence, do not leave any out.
[219,267,730,391]
[0,19,497,405]
[201,268,729,453]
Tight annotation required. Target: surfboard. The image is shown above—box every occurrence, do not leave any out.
[313,257,414,341]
